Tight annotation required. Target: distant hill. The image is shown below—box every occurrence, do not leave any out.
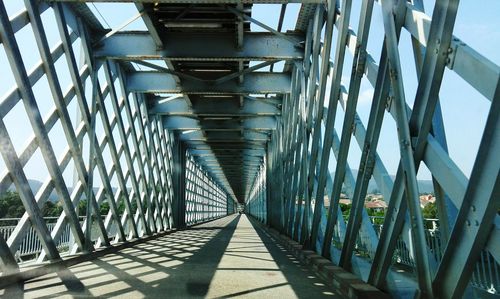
[7,181,121,203]
[7,179,59,202]
[329,170,435,195]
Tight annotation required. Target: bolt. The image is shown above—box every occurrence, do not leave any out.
[466,220,471,226]
[471,205,476,212]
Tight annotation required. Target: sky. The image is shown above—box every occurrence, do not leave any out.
[0,0,498,190]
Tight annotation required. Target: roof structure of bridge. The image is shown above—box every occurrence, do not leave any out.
[71,1,309,202]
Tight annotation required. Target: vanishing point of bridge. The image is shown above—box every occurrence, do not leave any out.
[0,0,498,298]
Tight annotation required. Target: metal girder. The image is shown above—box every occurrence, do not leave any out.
[0,0,87,257]
[403,3,499,102]
[200,156,263,162]
[201,162,263,167]
[134,4,163,48]
[95,32,304,61]
[308,0,349,252]
[325,0,374,263]
[188,146,265,153]
[186,142,265,149]
[433,79,499,298]
[46,0,322,3]
[179,131,270,141]
[128,71,291,94]
[149,97,280,116]
[163,116,276,130]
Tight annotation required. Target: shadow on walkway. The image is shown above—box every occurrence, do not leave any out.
[1,215,343,298]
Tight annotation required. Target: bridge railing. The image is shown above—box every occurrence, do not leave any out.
[185,153,231,226]
[0,217,120,262]
[357,216,500,295]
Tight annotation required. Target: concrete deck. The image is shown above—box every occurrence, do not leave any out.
[2,215,344,298]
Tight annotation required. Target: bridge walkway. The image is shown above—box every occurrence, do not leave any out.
[2,215,340,298]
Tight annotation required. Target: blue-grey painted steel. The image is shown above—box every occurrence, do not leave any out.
[127,72,291,94]
[1,1,499,298]
[47,0,323,4]
[94,32,304,61]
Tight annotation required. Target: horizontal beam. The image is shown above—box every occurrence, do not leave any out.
[204,162,263,167]
[198,155,264,161]
[209,169,261,173]
[164,116,276,130]
[48,0,321,3]
[128,72,291,94]
[181,132,269,142]
[188,148,265,154]
[201,162,263,167]
[149,98,280,116]
[205,169,260,175]
[95,31,304,61]
[185,141,265,149]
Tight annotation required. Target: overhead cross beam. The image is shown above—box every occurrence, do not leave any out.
[128,71,291,94]
[94,32,304,61]
[149,97,281,116]
[179,131,270,141]
[48,0,322,3]
[163,116,276,130]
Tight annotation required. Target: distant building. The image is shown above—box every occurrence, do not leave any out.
[419,194,436,208]
[364,199,388,212]
[323,195,387,213]
[323,195,351,208]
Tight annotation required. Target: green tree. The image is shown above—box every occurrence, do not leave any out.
[0,191,24,218]
[367,208,385,225]
[41,201,63,217]
[99,202,110,215]
[78,199,87,215]
[422,202,437,219]
[340,203,351,218]
[422,202,438,229]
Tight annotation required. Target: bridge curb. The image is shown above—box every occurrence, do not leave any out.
[254,223,391,299]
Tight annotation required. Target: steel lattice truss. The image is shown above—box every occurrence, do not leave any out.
[253,1,499,298]
[0,0,236,281]
[0,0,498,298]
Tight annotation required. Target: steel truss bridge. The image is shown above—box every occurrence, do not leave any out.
[0,0,498,298]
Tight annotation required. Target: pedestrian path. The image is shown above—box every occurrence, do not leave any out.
[1,215,343,298]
